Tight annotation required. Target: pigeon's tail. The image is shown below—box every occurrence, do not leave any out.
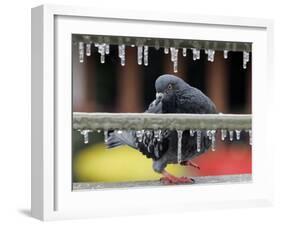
[106,130,137,149]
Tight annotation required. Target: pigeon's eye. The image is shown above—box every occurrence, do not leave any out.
[168,84,172,90]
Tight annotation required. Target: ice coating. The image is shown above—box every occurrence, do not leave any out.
[177,130,183,163]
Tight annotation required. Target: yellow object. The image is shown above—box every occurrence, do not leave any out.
[73,143,187,182]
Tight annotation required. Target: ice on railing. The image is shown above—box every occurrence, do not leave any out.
[78,42,84,63]
[170,47,179,73]
[196,129,201,152]
[78,129,92,144]
[229,130,234,141]
[177,130,183,163]
[118,44,126,66]
[86,43,91,56]
[137,45,143,65]
[224,50,228,59]
[144,45,149,66]
[182,48,187,57]
[243,51,250,69]
[77,41,250,69]
[206,49,215,62]
[192,48,200,60]
[221,129,227,141]
[235,129,241,140]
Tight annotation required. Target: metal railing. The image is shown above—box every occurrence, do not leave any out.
[73,112,252,130]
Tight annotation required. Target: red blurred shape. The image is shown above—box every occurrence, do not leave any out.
[191,145,252,176]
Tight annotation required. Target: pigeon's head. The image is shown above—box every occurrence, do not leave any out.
[155,74,187,101]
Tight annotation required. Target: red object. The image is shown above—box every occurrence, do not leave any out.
[190,145,252,176]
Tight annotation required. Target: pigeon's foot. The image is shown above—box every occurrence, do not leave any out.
[181,160,200,170]
[160,170,195,185]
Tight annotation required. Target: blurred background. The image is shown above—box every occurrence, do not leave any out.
[72,39,252,183]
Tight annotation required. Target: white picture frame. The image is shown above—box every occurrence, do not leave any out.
[31,4,274,221]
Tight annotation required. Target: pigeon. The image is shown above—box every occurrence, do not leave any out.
[106,74,217,184]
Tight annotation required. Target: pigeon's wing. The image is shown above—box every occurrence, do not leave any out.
[177,87,217,114]
[106,98,171,160]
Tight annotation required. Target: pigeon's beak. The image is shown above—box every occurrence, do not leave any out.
[156,92,164,100]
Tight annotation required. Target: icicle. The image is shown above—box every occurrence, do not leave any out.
[136,130,143,143]
[144,45,149,66]
[235,130,241,140]
[211,130,216,151]
[154,130,162,141]
[137,45,143,65]
[190,129,195,136]
[192,48,200,60]
[173,48,178,73]
[207,49,215,62]
[177,130,183,163]
[104,130,108,144]
[206,130,212,140]
[248,130,252,145]
[79,129,92,144]
[196,130,201,152]
[229,130,234,141]
[98,44,106,64]
[182,48,187,57]
[118,44,126,66]
[105,44,110,55]
[170,47,178,73]
[86,43,91,56]
[164,47,169,54]
[78,42,84,63]
[243,51,250,69]
[221,129,227,141]
[224,50,228,59]
[154,40,160,50]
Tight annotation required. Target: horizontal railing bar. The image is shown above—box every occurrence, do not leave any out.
[73,112,252,130]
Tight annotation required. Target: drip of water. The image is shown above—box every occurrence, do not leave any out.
[224,50,228,59]
[144,45,149,66]
[211,130,216,151]
[79,129,92,144]
[86,43,91,56]
[164,47,169,54]
[78,42,84,63]
[221,129,227,141]
[207,49,215,62]
[248,130,252,145]
[105,44,110,55]
[182,48,187,57]
[177,130,183,163]
[192,48,200,60]
[196,130,201,152]
[235,130,241,140]
[137,46,143,65]
[229,130,234,141]
[118,44,126,66]
[243,51,250,69]
[190,129,195,136]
